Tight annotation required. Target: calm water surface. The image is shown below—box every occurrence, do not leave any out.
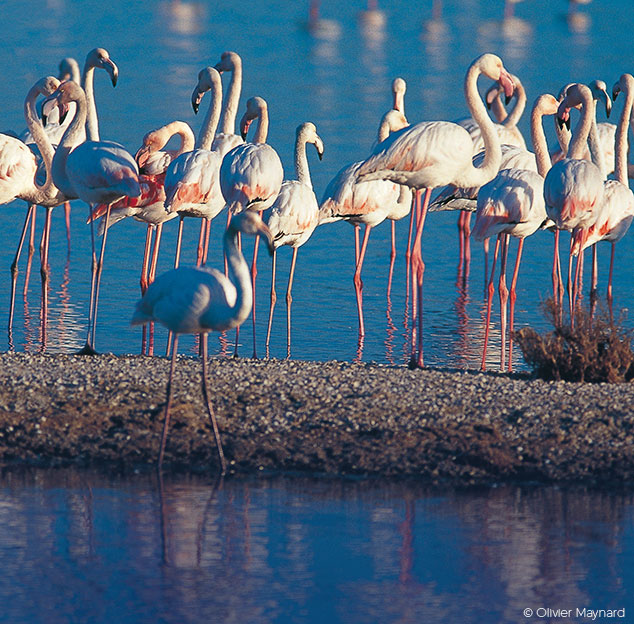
[0,0,632,367]
[0,467,632,624]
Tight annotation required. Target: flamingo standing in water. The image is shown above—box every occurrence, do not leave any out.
[43,80,140,354]
[265,122,323,358]
[544,83,604,326]
[572,74,634,319]
[2,77,69,339]
[473,93,561,372]
[455,73,527,279]
[319,108,410,339]
[357,53,515,368]
[220,96,284,358]
[164,67,226,270]
[131,211,274,472]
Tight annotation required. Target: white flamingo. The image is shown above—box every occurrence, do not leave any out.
[265,122,324,358]
[356,53,515,368]
[164,67,225,269]
[473,93,561,373]
[131,211,274,472]
[544,83,604,326]
[43,80,141,354]
[220,96,284,358]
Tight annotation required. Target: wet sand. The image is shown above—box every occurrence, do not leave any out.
[0,352,632,482]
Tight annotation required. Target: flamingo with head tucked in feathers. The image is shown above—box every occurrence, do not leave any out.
[356,53,515,368]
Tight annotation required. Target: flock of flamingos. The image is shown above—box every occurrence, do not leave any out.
[2,43,633,469]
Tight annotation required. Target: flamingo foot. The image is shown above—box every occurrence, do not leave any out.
[76,342,99,356]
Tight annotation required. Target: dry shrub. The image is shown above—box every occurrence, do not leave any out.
[514,299,634,383]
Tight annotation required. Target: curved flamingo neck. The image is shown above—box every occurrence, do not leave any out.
[530,96,555,178]
[615,78,634,185]
[587,101,607,178]
[294,130,312,189]
[196,75,223,151]
[489,94,508,123]
[221,54,242,135]
[52,87,89,199]
[82,63,99,141]
[252,105,269,144]
[503,80,526,129]
[164,120,195,155]
[219,225,252,326]
[567,89,594,161]
[453,62,502,188]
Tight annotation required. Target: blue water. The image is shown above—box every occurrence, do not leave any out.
[0,468,630,624]
[0,0,632,368]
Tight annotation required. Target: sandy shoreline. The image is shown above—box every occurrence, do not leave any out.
[0,352,632,482]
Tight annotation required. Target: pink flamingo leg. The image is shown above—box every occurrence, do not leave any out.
[483,237,490,294]
[39,207,53,351]
[387,220,396,300]
[590,244,598,319]
[498,234,510,372]
[607,242,615,323]
[567,233,574,325]
[166,217,185,357]
[147,224,164,357]
[457,211,466,278]
[233,232,243,358]
[64,201,71,256]
[411,187,432,369]
[224,209,232,276]
[552,229,561,311]
[481,234,501,371]
[140,225,153,295]
[354,224,372,337]
[462,212,472,284]
[9,204,35,332]
[158,334,179,469]
[90,204,113,351]
[250,211,264,359]
[195,219,206,267]
[409,191,422,358]
[200,333,227,475]
[286,246,299,359]
[202,218,212,266]
[404,195,415,327]
[77,205,99,355]
[23,205,37,297]
[507,238,524,372]
[265,248,277,358]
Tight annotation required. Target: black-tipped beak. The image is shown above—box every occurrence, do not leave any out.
[613,85,621,101]
[240,117,252,140]
[191,88,203,114]
[505,94,512,106]
[105,59,119,87]
[556,116,565,130]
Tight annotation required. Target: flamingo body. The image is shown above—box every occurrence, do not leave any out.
[0,135,38,204]
[269,180,319,248]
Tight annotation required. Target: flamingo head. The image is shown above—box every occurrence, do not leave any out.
[85,48,119,87]
[475,54,515,104]
[298,122,324,160]
[556,83,592,130]
[41,80,83,126]
[229,211,275,255]
[58,57,80,83]
[239,96,267,140]
[588,79,612,118]
[191,66,221,114]
[214,50,239,74]
[391,77,406,112]
[612,73,634,102]
[135,128,164,168]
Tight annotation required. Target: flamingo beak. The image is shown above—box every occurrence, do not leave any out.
[556,102,571,130]
[259,223,275,256]
[240,117,253,140]
[612,83,622,102]
[104,59,119,87]
[498,68,515,105]
[191,87,204,114]
[315,136,324,161]
[135,146,150,168]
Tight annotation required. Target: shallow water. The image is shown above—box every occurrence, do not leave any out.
[0,467,631,624]
[0,0,632,368]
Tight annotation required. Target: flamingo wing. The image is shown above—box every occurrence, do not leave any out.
[0,134,38,203]
[267,180,319,248]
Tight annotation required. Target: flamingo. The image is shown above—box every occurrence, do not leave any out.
[357,53,515,368]
[544,83,604,326]
[455,73,527,277]
[573,74,634,319]
[42,80,140,354]
[131,211,274,472]
[2,76,68,338]
[164,67,225,270]
[473,93,561,372]
[265,122,324,358]
[220,96,284,358]
[319,108,410,338]
[212,51,245,159]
